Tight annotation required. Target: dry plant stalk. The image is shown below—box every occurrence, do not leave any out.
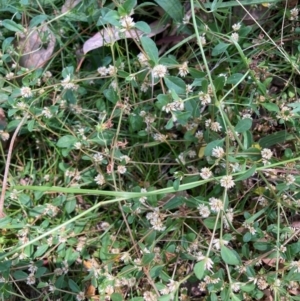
[0,114,28,218]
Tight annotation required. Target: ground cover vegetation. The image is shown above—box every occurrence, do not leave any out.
[1,0,300,300]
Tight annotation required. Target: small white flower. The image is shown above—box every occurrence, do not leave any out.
[139,188,147,203]
[186,84,193,93]
[261,148,273,160]
[120,15,135,31]
[94,173,105,185]
[210,121,222,132]
[137,52,149,67]
[0,131,9,141]
[232,23,241,31]
[203,257,213,272]
[41,107,53,118]
[231,32,239,42]
[107,65,117,76]
[152,64,167,78]
[209,197,223,212]
[198,35,206,46]
[286,174,295,185]
[74,142,82,150]
[200,167,213,180]
[199,91,211,105]
[26,273,36,285]
[220,175,235,189]
[178,61,189,77]
[212,146,225,158]
[97,66,108,76]
[187,150,196,158]
[117,165,127,174]
[5,72,14,80]
[198,204,210,218]
[20,86,33,98]
[76,292,85,301]
[231,282,240,292]
[290,7,299,20]
[213,239,229,250]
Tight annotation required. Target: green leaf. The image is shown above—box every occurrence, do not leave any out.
[235,118,252,133]
[29,15,48,27]
[122,0,137,14]
[142,253,155,265]
[68,279,80,293]
[65,198,76,214]
[221,246,240,265]
[165,119,174,129]
[227,73,244,84]
[65,247,79,265]
[13,270,28,280]
[57,135,78,148]
[240,283,255,293]
[253,242,273,251]
[134,21,151,34]
[214,76,226,92]
[259,130,294,148]
[261,103,279,112]
[2,19,24,33]
[35,267,47,278]
[203,217,221,230]
[204,139,224,156]
[212,42,230,56]
[111,293,123,301]
[235,165,256,181]
[153,0,183,23]
[27,119,35,132]
[194,260,205,280]
[164,76,186,95]
[104,88,119,104]
[101,9,120,27]
[34,245,49,258]
[173,178,180,191]
[156,94,170,110]
[140,36,159,64]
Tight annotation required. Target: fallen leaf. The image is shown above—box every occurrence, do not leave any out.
[83,21,170,54]
[61,0,82,13]
[17,24,56,69]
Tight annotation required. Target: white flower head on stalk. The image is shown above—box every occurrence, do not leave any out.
[120,15,135,31]
[220,175,235,189]
[200,167,213,180]
[231,32,239,42]
[232,23,241,31]
[212,146,225,158]
[290,7,299,20]
[152,64,167,78]
[198,204,210,218]
[209,197,223,212]
[20,86,33,98]
[178,61,189,77]
[210,121,222,132]
[137,52,150,67]
[261,148,273,160]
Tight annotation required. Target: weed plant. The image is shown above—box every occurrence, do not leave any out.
[1,0,300,300]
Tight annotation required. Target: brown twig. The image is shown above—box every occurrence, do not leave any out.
[0,114,28,218]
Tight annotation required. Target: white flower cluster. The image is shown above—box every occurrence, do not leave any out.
[146,208,166,231]
[97,65,118,76]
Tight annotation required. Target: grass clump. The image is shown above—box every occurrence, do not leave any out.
[1,0,300,300]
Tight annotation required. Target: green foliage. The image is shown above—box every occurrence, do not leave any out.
[0,0,299,300]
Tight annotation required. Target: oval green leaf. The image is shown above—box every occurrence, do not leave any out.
[221,246,240,265]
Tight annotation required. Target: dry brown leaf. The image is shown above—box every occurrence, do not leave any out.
[83,21,170,54]
[61,0,82,13]
[17,24,56,69]
[0,108,7,129]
